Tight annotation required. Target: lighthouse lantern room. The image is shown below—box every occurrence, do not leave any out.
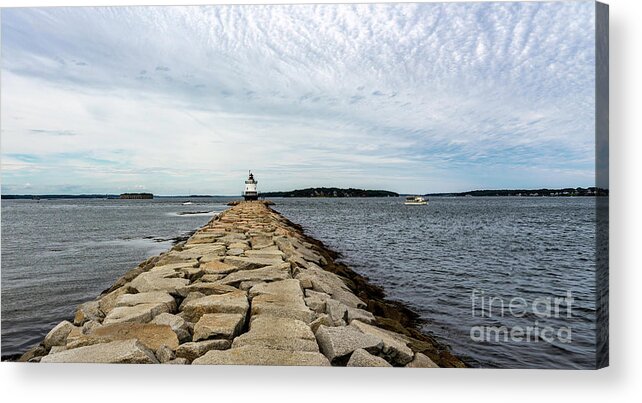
[243,171,259,201]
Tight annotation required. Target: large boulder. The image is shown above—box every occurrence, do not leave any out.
[43,320,76,349]
[88,322,179,351]
[244,249,285,260]
[185,231,219,240]
[296,266,365,309]
[249,235,274,249]
[324,298,375,325]
[232,316,318,352]
[185,234,222,245]
[192,345,330,366]
[130,272,189,294]
[284,239,326,266]
[175,339,230,363]
[248,279,314,323]
[168,244,226,260]
[346,307,376,324]
[151,313,191,343]
[115,291,177,312]
[347,348,392,367]
[304,295,327,314]
[325,299,349,325]
[18,345,47,362]
[315,325,383,364]
[200,260,240,275]
[41,339,158,364]
[178,292,205,311]
[350,320,414,366]
[146,264,189,279]
[309,314,334,333]
[103,294,176,324]
[193,313,244,341]
[155,345,176,363]
[98,286,135,315]
[180,290,249,322]
[217,233,248,245]
[200,252,229,263]
[228,241,250,250]
[248,279,302,298]
[223,256,284,271]
[179,266,205,281]
[198,274,224,283]
[102,302,173,325]
[406,353,439,368]
[155,253,196,267]
[175,282,238,298]
[150,262,198,272]
[250,293,316,324]
[73,300,104,326]
[217,263,291,287]
[65,326,85,347]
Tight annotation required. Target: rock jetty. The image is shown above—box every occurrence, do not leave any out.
[20,201,465,367]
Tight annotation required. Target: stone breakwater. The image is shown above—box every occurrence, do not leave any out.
[19,201,465,367]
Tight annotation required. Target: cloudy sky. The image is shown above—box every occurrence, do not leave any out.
[1,1,596,195]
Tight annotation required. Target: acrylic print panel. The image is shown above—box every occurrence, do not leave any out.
[0,1,608,369]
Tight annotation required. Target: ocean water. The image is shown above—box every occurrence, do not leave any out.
[1,197,231,357]
[273,197,600,369]
[1,196,600,368]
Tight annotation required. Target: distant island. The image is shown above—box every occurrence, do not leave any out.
[261,187,399,198]
[1,194,121,200]
[120,193,153,199]
[425,187,608,197]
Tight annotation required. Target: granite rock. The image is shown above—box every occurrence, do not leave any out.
[73,301,104,326]
[347,348,392,367]
[315,325,383,363]
[180,290,249,323]
[151,313,192,343]
[43,320,76,349]
[41,339,158,364]
[232,316,318,352]
[175,340,231,363]
[192,345,330,366]
[405,353,439,368]
[103,302,173,325]
[193,313,244,341]
[350,320,414,366]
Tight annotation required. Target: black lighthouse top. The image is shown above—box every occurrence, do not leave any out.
[246,171,257,184]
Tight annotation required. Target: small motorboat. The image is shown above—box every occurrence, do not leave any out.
[182,201,193,205]
[404,196,428,205]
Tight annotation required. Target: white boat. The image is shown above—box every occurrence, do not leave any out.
[182,201,193,205]
[404,196,428,205]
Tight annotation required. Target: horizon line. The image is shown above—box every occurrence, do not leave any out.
[0,185,608,198]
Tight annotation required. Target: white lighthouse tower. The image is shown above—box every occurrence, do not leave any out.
[243,171,259,201]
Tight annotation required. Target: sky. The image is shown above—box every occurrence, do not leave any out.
[0,1,597,195]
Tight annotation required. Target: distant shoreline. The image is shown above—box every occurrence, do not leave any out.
[260,187,398,198]
[1,186,608,200]
[425,187,608,197]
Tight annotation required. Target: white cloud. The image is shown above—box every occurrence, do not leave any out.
[1,2,597,194]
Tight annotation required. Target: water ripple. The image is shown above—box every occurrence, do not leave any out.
[275,196,598,369]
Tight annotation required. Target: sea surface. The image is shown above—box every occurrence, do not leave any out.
[1,197,232,357]
[273,197,600,369]
[1,196,600,368]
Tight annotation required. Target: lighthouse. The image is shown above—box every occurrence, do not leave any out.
[243,171,259,201]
